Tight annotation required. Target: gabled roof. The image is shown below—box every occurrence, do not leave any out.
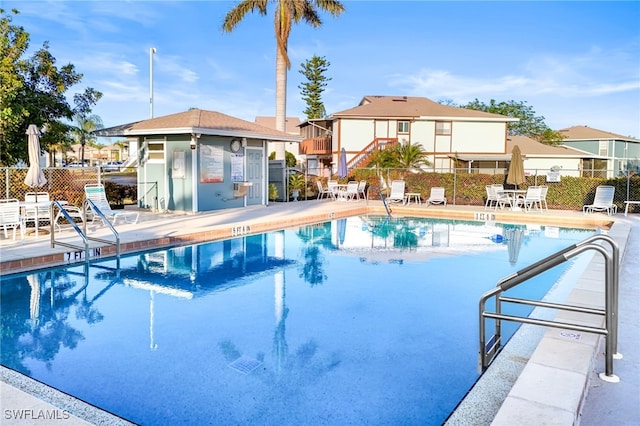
[506,135,600,158]
[558,125,640,142]
[453,135,601,162]
[254,116,301,134]
[331,96,518,122]
[94,109,301,142]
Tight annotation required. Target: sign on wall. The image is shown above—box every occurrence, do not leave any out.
[199,145,224,183]
[230,153,244,182]
[172,150,185,179]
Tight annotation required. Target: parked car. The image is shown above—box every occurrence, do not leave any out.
[66,162,85,168]
[101,161,124,172]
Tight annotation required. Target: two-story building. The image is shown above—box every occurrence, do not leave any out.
[558,125,640,177]
[299,95,519,175]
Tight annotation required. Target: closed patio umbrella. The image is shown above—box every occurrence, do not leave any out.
[505,228,524,265]
[338,148,347,179]
[24,124,47,198]
[506,145,525,189]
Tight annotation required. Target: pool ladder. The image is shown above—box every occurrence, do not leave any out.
[50,200,120,263]
[479,234,621,382]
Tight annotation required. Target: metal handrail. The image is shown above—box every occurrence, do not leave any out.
[50,201,90,257]
[49,200,121,264]
[366,185,392,217]
[479,234,620,381]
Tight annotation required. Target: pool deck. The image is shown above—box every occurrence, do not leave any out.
[1,199,638,425]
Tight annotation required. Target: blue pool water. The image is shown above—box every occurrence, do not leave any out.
[0,216,595,425]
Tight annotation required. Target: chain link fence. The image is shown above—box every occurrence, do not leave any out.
[3,166,639,214]
[270,165,640,213]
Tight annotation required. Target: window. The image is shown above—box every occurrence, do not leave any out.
[398,121,409,133]
[146,141,165,162]
[599,140,608,156]
[435,121,451,136]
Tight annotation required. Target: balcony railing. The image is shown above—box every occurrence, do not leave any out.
[299,137,332,155]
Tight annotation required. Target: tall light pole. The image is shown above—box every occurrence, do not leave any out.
[149,47,157,118]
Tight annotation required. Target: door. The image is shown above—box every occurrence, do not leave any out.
[246,148,263,205]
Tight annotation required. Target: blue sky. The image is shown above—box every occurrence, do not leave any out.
[6,1,640,139]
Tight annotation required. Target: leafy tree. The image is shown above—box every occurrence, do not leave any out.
[222,0,345,160]
[41,120,73,166]
[269,150,297,167]
[0,8,102,165]
[461,98,564,145]
[298,55,331,119]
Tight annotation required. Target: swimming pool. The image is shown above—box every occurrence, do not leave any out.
[0,216,595,425]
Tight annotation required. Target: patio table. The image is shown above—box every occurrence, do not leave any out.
[20,200,67,237]
[498,189,527,210]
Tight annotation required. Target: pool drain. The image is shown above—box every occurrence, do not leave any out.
[228,355,263,374]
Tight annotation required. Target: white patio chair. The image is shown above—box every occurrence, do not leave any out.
[357,180,367,200]
[0,199,24,240]
[425,187,447,207]
[327,180,339,200]
[316,181,332,200]
[583,185,617,215]
[539,186,549,211]
[387,180,406,203]
[518,186,543,212]
[339,181,360,201]
[485,185,498,210]
[85,184,140,225]
[486,185,509,210]
[23,192,51,229]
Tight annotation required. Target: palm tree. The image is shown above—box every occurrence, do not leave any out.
[222,0,345,160]
[70,114,103,165]
[394,143,431,169]
[367,143,431,188]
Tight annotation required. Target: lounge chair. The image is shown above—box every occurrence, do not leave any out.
[0,199,24,240]
[583,185,617,215]
[425,187,447,207]
[85,184,140,225]
[387,180,406,203]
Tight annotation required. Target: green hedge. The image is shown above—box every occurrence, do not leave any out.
[350,170,639,211]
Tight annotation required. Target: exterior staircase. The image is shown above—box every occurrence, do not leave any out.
[346,138,398,173]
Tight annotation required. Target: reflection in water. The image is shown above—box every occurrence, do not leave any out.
[219,230,340,388]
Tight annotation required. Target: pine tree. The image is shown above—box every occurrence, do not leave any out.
[298,55,332,119]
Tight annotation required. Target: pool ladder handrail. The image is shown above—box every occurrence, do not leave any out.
[366,185,392,217]
[50,200,120,262]
[479,234,621,382]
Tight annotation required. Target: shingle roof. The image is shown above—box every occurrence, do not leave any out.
[95,109,300,141]
[506,135,594,157]
[254,116,302,134]
[558,125,640,142]
[331,96,517,121]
